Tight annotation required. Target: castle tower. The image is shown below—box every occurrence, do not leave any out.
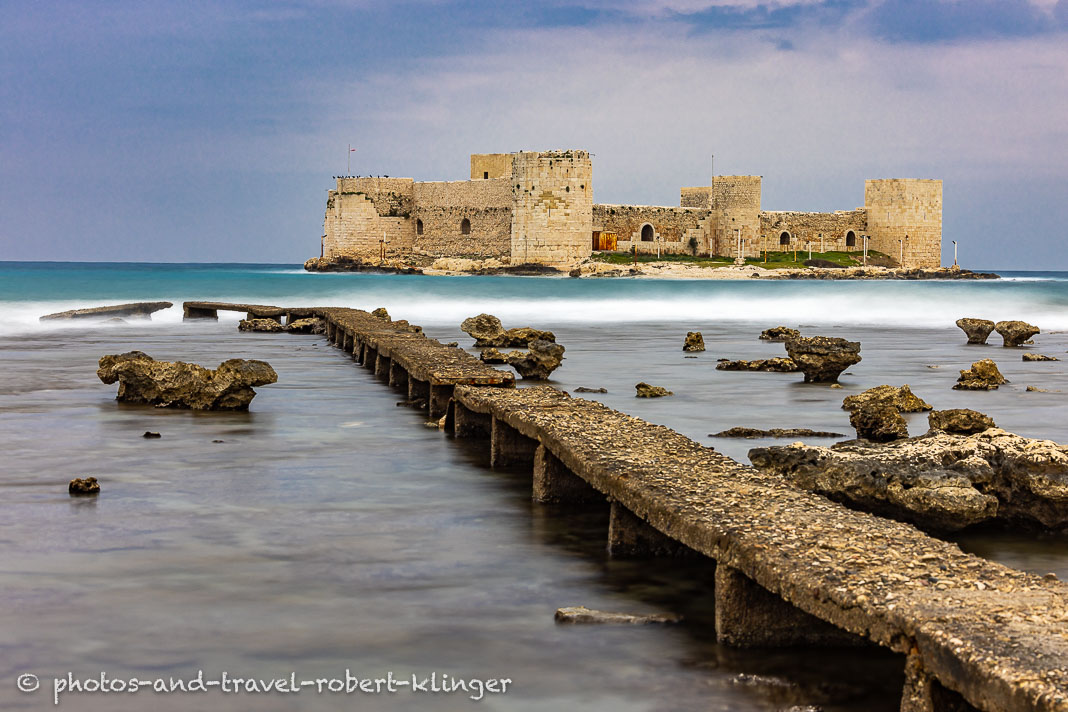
[510,151,593,266]
[864,179,942,268]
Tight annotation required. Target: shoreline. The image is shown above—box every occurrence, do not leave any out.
[303,256,1001,281]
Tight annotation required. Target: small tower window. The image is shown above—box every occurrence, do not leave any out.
[483,171,489,179]
[416,219,424,235]
[461,218,471,235]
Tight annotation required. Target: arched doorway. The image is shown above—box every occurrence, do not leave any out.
[845,230,856,247]
[779,231,791,246]
[640,224,654,242]
[461,218,471,235]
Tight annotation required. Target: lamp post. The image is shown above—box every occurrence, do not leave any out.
[953,240,958,267]
[862,235,869,266]
[656,234,662,260]
[819,232,824,253]
[734,228,744,265]
[898,239,903,267]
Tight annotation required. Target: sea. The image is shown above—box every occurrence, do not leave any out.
[3,261,1068,711]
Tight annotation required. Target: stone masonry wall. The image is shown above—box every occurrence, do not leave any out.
[322,178,416,260]
[412,179,512,258]
[703,176,763,257]
[510,151,593,266]
[595,204,708,255]
[760,210,868,253]
[470,154,515,180]
[864,179,942,268]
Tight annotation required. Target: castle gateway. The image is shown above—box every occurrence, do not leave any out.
[318,151,942,268]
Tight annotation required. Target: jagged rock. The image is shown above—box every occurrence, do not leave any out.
[370,307,391,321]
[505,340,564,380]
[760,326,800,342]
[842,385,932,413]
[390,319,422,334]
[574,386,607,393]
[995,320,1040,347]
[716,358,800,372]
[1023,353,1059,362]
[750,428,1068,531]
[97,352,277,410]
[635,382,673,398]
[554,606,681,625]
[711,427,845,439]
[479,347,520,364]
[954,359,1007,390]
[285,317,326,334]
[849,406,909,442]
[929,409,996,435]
[784,336,861,383]
[1027,386,1050,392]
[142,431,161,439]
[956,318,995,345]
[69,477,100,495]
[238,318,284,333]
[683,331,705,352]
[461,313,555,347]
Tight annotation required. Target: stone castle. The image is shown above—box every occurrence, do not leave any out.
[318,150,942,268]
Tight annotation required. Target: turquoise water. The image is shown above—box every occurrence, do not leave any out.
[3,262,1068,711]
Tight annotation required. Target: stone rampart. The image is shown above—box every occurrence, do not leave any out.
[595,204,707,255]
[760,210,868,253]
[412,179,511,258]
[865,179,942,268]
[510,151,593,266]
[470,153,514,180]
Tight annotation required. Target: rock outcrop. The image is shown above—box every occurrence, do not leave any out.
[995,320,1040,347]
[460,313,555,347]
[1023,353,1059,362]
[842,385,932,413]
[479,347,514,364]
[683,331,705,352]
[635,382,673,398]
[370,307,391,321]
[928,409,996,435]
[97,352,277,410]
[711,427,845,439]
[238,318,284,333]
[505,340,564,380]
[574,386,607,393]
[954,359,1007,390]
[554,606,681,625]
[285,317,326,334]
[841,385,931,442]
[69,477,100,495]
[750,428,1068,531]
[783,336,861,383]
[955,318,995,345]
[760,326,800,342]
[40,301,173,321]
[716,358,800,372]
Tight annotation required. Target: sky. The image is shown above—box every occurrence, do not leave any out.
[1,0,1066,269]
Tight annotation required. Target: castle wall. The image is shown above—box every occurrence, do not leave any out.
[760,210,868,253]
[470,154,515,180]
[411,179,512,258]
[595,204,708,255]
[687,177,763,257]
[322,178,416,260]
[864,179,942,268]
[510,151,593,266]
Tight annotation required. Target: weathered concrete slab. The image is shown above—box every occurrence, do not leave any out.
[41,301,172,321]
[452,384,1068,712]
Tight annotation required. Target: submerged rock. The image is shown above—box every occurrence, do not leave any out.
[928,409,996,435]
[750,427,1068,531]
[142,431,161,439]
[995,320,1040,347]
[954,359,1007,390]
[955,318,996,345]
[285,317,326,334]
[1023,353,1059,362]
[710,427,845,439]
[506,340,564,380]
[760,326,800,342]
[635,382,673,398]
[238,318,284,333]
[69,477,100,495]
[784,336,861,383]
[842,385,932,413]
[716,358,800,372]
[554,606,681,625]
[97,352,277,410]
[683,331,706,352]
[574,386,608,393]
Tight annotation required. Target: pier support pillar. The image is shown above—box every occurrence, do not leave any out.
[533,445,600,504]
[901,650,978,712]
[375,353,391,380]
[429,385,454,420]
[714,565,861,648]
[183,306,218,320]
[388,361,408,390]
[608,501,691,558]
[490,417,538,468]
[343,332,354,353]
[408,378,430,407]
[325,322,337,342]
[453,403,491,438]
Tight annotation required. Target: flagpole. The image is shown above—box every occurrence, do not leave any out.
[348,144,351,176]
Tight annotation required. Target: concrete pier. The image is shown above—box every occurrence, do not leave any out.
[196,300,1068,712]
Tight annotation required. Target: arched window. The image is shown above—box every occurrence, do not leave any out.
[845,230,856,247]
[779,231,791,246]
[461,218,471,235]
[640,224,654,242]
[416,219,424,235]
